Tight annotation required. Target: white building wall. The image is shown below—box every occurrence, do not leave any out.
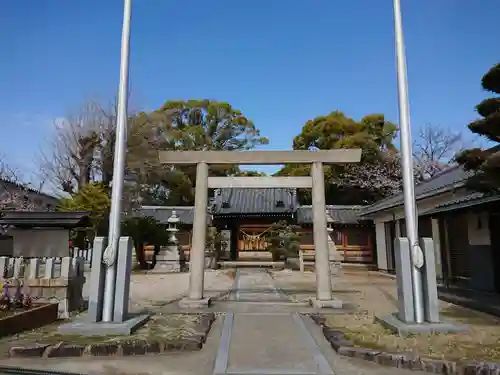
[467,211,491,246]
[373,190,470,223]
[370,189,469,274]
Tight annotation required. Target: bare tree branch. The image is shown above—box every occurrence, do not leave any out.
[0,155,40,212]
[38,100,116,195]
[413,123,463,180]
[38,92,141,196]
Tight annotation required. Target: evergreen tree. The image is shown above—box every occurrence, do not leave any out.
[57,182,111,236]
[456,63,500,191]
[265,220,301,261]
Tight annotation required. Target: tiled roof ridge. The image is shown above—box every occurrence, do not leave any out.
[297,204,365,209]
[0,178,57,200]
[140,205,193,210]
[368,144,500,209]
[363,164,465,210]
[415,164,462,186]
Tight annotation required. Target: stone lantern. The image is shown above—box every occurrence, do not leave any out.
[167,210,180,245]
[151,211,181,273]
[325,209,343,276]
[326,210,334,235]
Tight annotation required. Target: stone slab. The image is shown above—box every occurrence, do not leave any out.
[394,237,415,323]
[420,237,440,323]
[375,313,467,337]
[225,313,330,373]
[87,237,106,323]
[309,298,343,309]
[57,313,150,336]
[179,296,212,309]
[113,236,133,323]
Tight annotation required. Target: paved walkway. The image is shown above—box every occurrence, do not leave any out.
[0,269,428,375]
[211,268,427,375]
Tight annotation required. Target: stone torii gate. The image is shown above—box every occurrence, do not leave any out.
[158,149,361,309]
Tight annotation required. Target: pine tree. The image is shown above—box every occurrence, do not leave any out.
[265,220,301,261]
[456,63,500,191]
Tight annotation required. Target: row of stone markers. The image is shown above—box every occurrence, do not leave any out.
[0,256,86,318]
[69,248,93,264]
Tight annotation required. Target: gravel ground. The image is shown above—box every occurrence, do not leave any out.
[0,314,206,354]
[82,269,235,311]
[269,268,400,313]
[270,269,500,362]
[0,270,234,360]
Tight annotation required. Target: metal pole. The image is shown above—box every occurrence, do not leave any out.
[102,0,132,323]
[392,0,424,323]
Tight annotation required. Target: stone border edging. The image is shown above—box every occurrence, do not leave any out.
[8,313,216,358]
[309,313,500,375]
[0,303,59,338]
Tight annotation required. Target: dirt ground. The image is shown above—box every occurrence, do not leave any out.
[82,269,235,312]
[0,313,204,356]
[270,269,500,362]
[0,269,234,358]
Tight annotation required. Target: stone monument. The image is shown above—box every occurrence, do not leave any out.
[326,210,343,277]
[152,211,181,273]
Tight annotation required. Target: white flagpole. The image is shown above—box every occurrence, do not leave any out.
[392,0,424,323]
[102,0,132,322]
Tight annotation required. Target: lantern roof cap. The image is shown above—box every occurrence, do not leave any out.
[167,210,180,224]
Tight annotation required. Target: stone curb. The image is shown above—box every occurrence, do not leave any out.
[308,313,500,375]
[8,313,216,359]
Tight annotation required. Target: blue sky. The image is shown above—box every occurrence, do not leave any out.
[0,0,498,179]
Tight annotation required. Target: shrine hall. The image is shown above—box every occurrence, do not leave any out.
[138,188,375,266]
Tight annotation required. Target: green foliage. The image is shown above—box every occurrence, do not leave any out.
[57,182,110,233]
[456,63,500,192]
[159,99,269,151]
[126,99,268,206]
[233,170,267,177]
[277,111,400,204]
[265,220,301,261]
[292,111,397,160]
[121,216,168,267]
[205,226,223,269]
[121,216,167,246]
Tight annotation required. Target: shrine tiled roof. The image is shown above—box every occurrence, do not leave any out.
[0,211,91,228]
[425,192,500,215]
[211,188,296,215]
[137,188,371,225]
[296,205,364,224]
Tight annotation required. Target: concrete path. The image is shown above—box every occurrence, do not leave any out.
[212,268,428,375]
[228,268,290,302]
[0,268,429,375]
